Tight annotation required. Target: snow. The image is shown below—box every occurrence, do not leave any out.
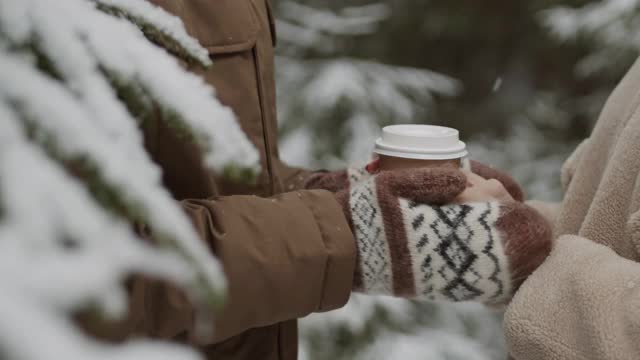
[275,1,390,55]
[0,0,264,303]
[276,3,566,358]
[299,294,506,360]
[276,56,460,169]
[0,52,226,298]
[0,0,259,358]
[80,0,260,173]
[0,0,259,175]
[298,59,458,119]
[543,0,640,76]
[278,127,315,168]
[0,287,202,360]
[358,329,501,360]
[93,0,211,67]
[544,0,638,40]
[278,1,390,37]
[0,101,203,359]
[301,294,415,335]
[276,1,460,170]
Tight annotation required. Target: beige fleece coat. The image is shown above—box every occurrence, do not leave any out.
[505,57,640,360]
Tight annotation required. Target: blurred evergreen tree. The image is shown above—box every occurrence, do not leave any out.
[275,1,460,168]
[274,0,640,359]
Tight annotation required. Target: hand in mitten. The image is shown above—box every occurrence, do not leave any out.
[470,160,525,202]
[456,171,517,204]
[337,168,552,306]
[305,159,525,202]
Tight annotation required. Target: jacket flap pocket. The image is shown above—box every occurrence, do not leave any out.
[182,0,259,54]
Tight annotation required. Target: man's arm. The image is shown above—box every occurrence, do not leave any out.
[185,190,356,341]
[127,190,356,345]
[505,235,640,359]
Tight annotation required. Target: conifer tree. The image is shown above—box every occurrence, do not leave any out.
[274,2,507,360]
[0,0,258,358]
[275,1,460,168]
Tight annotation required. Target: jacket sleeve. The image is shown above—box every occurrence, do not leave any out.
[129,189,356,344]
[504,235,640,359]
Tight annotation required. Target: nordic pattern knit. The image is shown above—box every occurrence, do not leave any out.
[337,167,552,305]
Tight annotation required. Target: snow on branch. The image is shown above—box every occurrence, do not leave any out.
[275,1,460,173]
[0,0,259,358]
[0,94,207,359]
[277,55,460,167]
[276,1,390,54]
[279,1,389,36]
[92,0,211,68]
[0,50,225,301]
[0,0,260,178]
[299,59,459,117]
[543,0,639,41]
[542,0,640,76]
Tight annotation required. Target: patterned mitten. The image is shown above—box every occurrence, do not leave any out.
[305,160,525,202]
[337,168,552,306]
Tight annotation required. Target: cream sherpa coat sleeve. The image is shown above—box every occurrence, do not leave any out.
[504,233,640,360]
[526,138,589,238]
[519,139,590,235]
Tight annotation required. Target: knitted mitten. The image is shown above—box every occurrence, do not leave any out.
[305,160,525,202]
[337,168,552,306]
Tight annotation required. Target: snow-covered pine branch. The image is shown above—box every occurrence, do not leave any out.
[92,0,211,68]
[0,0,260,178]
[276,1,460,168]
[276,1,391,55]
[0,0,259,358]
[542,0,640,76]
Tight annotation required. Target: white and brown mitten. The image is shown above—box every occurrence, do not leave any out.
[305,159,525,200]
[337,168,552,306]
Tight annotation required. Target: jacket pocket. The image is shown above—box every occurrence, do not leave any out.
[181,0,259,54]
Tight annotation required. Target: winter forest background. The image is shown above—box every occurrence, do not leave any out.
[274,0,640,359]
[2,0,639,359]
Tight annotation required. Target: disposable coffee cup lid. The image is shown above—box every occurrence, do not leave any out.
[374,125,468,160]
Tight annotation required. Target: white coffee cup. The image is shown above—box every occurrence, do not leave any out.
[374,125,470,170]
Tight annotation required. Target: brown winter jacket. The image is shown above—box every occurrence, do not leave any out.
[505,57,640,359]
[126,0,356,359]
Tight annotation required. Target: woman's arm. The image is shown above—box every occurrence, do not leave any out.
[505,235,640,359]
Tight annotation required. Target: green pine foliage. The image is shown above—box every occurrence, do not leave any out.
[276,0,640,359]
